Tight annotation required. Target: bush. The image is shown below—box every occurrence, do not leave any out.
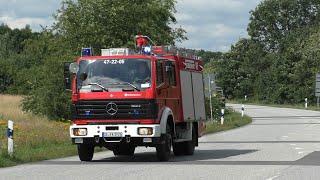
[205,95,226,121]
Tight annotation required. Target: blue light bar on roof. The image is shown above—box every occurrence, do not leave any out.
[81,47,93,56]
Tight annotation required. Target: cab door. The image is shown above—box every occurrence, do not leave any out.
[164,60,182,123]
[156,59,167,117]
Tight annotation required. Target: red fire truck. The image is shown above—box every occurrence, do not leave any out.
[64,41,206,161]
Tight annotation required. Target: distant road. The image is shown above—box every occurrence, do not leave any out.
[1,104,320,180]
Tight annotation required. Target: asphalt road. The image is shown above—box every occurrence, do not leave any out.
[2,104,320,180]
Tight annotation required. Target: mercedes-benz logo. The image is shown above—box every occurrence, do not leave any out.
[106,102,118,115]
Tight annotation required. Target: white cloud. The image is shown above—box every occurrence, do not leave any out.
[0,0,60,31]
[0,16,53,30]
[175,0,262,51]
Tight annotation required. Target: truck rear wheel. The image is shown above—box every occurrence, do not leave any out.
[185,126,196,155]
[113,144,135,156]
[156,125,172,161]
[77,144,94,161]
[173,142,184,156]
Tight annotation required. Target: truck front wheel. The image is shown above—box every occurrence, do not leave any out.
[156,125,172,161]
[77,144,94,161]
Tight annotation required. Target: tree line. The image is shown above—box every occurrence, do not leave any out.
[206,0,320,104]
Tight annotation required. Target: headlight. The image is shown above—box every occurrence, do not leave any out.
[138,127,153,135]
[73,128,87,136]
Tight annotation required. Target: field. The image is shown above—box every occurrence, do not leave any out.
[0,95,76,167]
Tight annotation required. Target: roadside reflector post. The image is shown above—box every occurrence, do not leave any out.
[208,74,213,122]
[241,104,245,117]
[221,109,225,125]
[305,98,308,109]
[245,95,247,101]
[7,120,14,156]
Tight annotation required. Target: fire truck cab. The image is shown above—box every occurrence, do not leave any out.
[65,44,206,162]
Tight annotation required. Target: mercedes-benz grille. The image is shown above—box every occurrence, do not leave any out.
[72,100,158,120]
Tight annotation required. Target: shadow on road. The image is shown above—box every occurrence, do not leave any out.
[39,150,320,166]
[93,149,257,163]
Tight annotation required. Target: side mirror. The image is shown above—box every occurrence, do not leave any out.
[69,62,79,74]
[64,62,72,90]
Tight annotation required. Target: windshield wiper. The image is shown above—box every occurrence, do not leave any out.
[107,81,140,91]
[88,83,108,92]
[119,82,141,91]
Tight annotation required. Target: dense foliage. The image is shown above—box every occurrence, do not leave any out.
[207,0,320,104]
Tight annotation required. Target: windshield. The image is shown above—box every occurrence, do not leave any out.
[77,58,151,91]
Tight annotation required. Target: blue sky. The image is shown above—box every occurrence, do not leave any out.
[0,0,262,52]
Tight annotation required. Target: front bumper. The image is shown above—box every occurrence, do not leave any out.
[70,124,161,138]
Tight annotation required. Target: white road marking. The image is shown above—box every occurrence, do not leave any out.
[298,151,304,154]
[295,147,303,150]
[266,175,279,180]
[290,144,296,146]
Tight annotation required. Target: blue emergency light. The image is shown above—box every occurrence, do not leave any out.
[142,46,152,55]
[82,47,93,56]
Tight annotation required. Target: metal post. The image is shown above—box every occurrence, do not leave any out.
[208,75,213,121]
[305,98,308,109]
[317,97,319,108]
[241,104,245,117]
[7,120,13,156]
[221,109,225,125]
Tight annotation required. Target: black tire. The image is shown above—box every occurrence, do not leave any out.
[185,126,196,155]
[173,142,185,156]
[77,144,94,161]
[113,144,135,156]
[156,125,172,161]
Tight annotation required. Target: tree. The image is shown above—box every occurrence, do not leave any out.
[54,0,186,52]
[248,0,320,52]
[197,50,224,64]
[21,31,74,119]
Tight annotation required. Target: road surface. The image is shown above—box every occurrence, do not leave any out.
[1,104,320,180]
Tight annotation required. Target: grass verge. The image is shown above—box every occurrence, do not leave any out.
[204,110,252,134]
[0,94,78,168]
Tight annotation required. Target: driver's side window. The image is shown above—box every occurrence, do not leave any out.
[156,60,164,86]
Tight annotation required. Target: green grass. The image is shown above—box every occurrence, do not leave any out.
[0,94,79,168]
[0,142,77,167]
[204,110,252,134]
